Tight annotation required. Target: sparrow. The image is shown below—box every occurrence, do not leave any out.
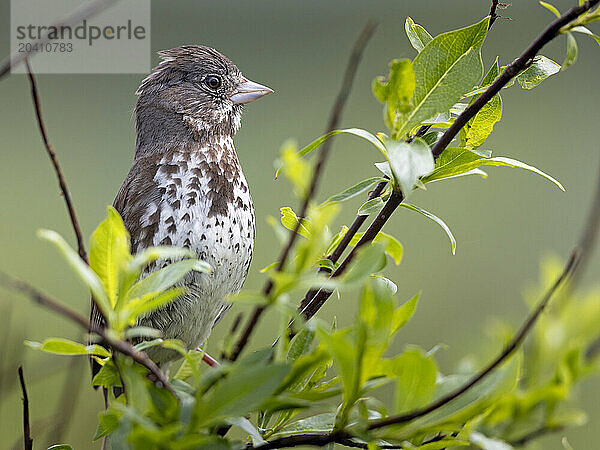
[90,45,272,368]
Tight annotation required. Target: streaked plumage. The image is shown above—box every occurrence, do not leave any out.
[90,45,272,366]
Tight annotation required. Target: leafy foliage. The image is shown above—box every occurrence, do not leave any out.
[21,5,600,450]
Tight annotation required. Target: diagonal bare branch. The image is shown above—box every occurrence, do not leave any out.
[0,272,174,394]
[368,249,579,430]
[25,59,87,262]
[227,21,378,361]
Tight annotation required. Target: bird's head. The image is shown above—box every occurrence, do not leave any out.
[135,45,273,137]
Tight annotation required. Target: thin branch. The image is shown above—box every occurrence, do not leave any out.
[572,158,600,292]
[488,0,501,29]
[0,0,119,79]
[294,0,600,324]
[18,366,33,450]
[581,160,600,361]
[0,272,174,394]
[297,180,387,316]
[299,190,404,320]
[432,0,599,158]
[228,21,378,361]
[25,59,87,262]
[194,347,221,367]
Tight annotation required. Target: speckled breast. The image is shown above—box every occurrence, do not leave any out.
[138,137,254,359]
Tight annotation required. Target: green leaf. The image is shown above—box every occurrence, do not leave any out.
[293,128,386,161]
[93,410,120,440]
[539,1,561,18]
[121,288,184,326]
[127,246,196,277]
[124,326,162,340]
[347,231,403,266]
[92,361,122,388]
[317,329,359,408]
[271,413,335,438]
[341,244,386,287]
[486,157,565,190]
[464,56,560,96]
[394,17,489,138]
[373,59,416,128]
[572,26,600,46]
[392,293,420,334]
[37,229,112,320]
[461,59,502,150]
[119,359,151,412]
[562,32,578,70]
[226,417,266,445]
[424,147,489,182]
[260,261,279,273]
[391,347,438,414]
[89,206,130,307]
[405,17,434,52]
[47,445,74,450]
[278,139,312,196]
[358,197,385,216]
[27,338,110,357]
[325,177,384,204]
[462,93,502,149]
[194,362,290,426]
[280,206,311,238]
[373,232,403,265]
[174,350,205,381]
[422,131,443,147]
[382,137,434,194]
[516,56,561,89]
[287,327,315,362]
[126,259,210,301]
[133,338,164,352]
[423,149,564,191]
[400,203,456,254]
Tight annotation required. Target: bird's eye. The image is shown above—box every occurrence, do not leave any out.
[204,75,222,90]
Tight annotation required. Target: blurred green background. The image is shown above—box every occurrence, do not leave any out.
[1,0,599,448]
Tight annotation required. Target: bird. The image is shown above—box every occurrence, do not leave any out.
[90,45,273,369]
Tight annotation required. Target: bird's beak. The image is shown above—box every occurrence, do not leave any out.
[230,78,274,104]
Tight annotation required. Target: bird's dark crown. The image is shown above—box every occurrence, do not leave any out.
[134,46,245,155]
